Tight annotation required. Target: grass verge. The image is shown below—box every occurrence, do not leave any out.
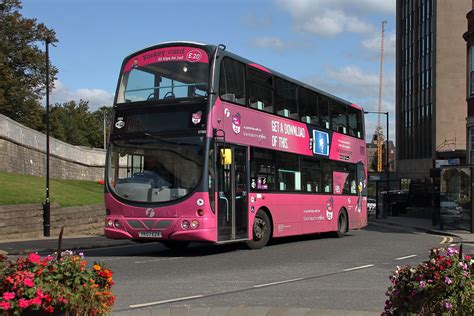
[0,172,104,207]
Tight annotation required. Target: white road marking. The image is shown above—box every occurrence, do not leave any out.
[253,278,304,288]
[99,257,130,262]
[129,295,204,308]
[450,243,457,247]
[395,255,417,261]
[133,257,184,264]
[440,236,454,244]
[343,264,374,272]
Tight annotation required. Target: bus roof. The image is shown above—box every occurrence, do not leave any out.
[121,41,364,111]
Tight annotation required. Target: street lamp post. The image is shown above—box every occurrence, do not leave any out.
[364,111,390,217]
[43,40,51,237]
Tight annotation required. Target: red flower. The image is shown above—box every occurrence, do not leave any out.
[30,297,42,306]
[2,292,15,301]
[23,277,34,287]
[28,253,41,264]
[45,306,54,313]
[36,289,46,299]
[18,298,30,308]
[0,301,11,310]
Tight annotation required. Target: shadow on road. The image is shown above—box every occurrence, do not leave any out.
[81,222,425,259]
[83,231,359,259]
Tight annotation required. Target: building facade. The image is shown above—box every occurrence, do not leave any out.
[366,134,396,173]
[464,1,474,163]
[396,0,470,179]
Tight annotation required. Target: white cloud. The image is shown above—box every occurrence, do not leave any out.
[304,65,396,142]
[249,37,311,52]
[277,0,395,37]
[241,13,273,28]
[313,65,394,103]
[47,80,114,111]
[293,8,373,37]
[250,37,286,51]
[362,32,396,59]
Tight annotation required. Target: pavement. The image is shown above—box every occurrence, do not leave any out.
[0,215,472,316]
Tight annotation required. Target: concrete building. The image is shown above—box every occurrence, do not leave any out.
[396,0,471,179]
[366,132,396,173]
[464,0,474,163]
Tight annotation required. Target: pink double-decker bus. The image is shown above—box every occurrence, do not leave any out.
[105,41,368,249]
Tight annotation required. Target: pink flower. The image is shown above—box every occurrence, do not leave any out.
[444,301,453,310]
[23,277,34,287]
[447,247,458,256]
[444,276,453,285]
[18,298,30,308]
[0,301,10,310]
[2,292,15,301]
[28,253,41,264]
[30,297,42,305]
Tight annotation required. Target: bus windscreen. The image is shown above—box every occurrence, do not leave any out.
[117,46,210,103]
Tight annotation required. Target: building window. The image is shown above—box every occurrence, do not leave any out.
[470,46,474,96]
[470,128,474,164]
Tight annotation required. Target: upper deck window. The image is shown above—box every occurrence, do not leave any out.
[275,78,297,119]
[331,101,348,134]
[219,58,246,105]
[299,87,319,126]
[247,67,273,113]
[348,106,363,138]
[117,46,210,104]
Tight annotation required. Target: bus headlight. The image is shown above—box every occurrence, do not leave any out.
[191,220,199,229]
[181,220,190,230]
[114,220,121,228]
[107,219,113,227]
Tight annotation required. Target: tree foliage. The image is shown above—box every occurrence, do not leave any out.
[0,0,57,130]
[49,100,112,148]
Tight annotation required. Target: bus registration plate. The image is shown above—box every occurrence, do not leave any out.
[139,231,162,238]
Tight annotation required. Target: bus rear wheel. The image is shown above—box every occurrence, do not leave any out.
[246,210,271,249]
[160,240,190,250]
[334,209,348,238]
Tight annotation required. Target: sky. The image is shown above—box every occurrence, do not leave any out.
[21,0,396,142]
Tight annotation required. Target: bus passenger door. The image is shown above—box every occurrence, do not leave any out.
[216,145,248,242]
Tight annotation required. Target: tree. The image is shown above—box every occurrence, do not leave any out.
[0,0,58,130]
[92,106,113,148]
[50,100,102,148]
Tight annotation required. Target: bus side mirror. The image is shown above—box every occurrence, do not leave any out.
[220,148,232,165]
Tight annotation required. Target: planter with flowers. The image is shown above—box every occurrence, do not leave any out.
[383,246,474,315]
[0,249,115,315]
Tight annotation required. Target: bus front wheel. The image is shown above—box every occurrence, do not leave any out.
[247,210,271,249]
[334,209,348,238]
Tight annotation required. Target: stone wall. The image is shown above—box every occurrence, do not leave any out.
[0,114,106,181]
[0,203,104,240]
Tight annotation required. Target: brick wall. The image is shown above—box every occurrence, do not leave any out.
[0,203,104,240]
